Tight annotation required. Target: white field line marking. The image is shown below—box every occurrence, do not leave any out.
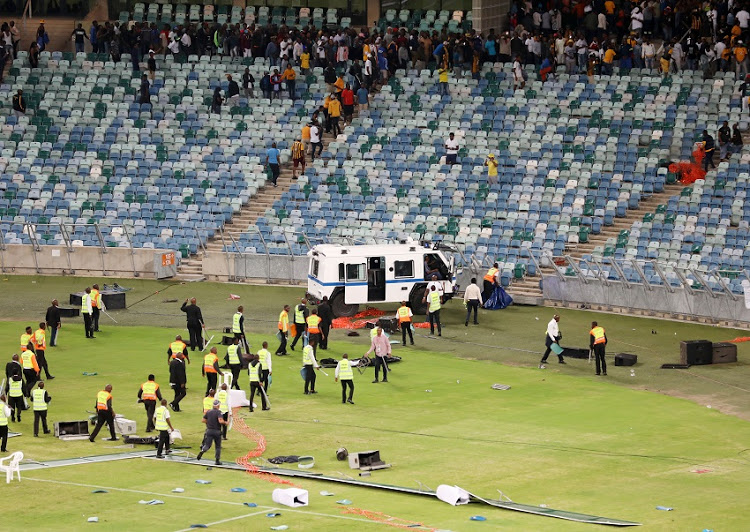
[172,509,274,532]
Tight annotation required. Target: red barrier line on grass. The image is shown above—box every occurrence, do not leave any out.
[341,507,437,531]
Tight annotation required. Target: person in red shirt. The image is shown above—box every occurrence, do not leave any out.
[341,83,355,125]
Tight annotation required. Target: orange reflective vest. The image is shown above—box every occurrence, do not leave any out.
[278,310,289,332]
[483,267,498,282]
[34,329,46,351]
[97,390,112,410]
[91,288,100,308]
[141,381,159,401]
[306,315,322,334]
[397,306,411,323]
[203,353,218,373]
[169,340,186,358]
[590,326,606,345]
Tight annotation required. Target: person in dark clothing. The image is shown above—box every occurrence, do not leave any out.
[702,130,716,171]
[154,399,174,458]
[180,298,204,350]
[247,355,268,412]
[169,353,187,411]
[211,86,223,114]
[589,321,608,376]
[5,354,22,383]
[28,42,39,68]
[147,50,156,79]
[731,123,744,155]
[45,299,61,347]
[89,384,118,442]
[0,46,7,84]
[72,23,89,53]
[289,298,309,351]
[718,121,731,160]
[12,89,25,117]
[31,381,51,437]
[139,74,151,104]
[226,74,240,100]
[242,67,255,98]
[196,400,226,465]
[137,374,162,432]
[0,394,10,451]
[317,296,333,349]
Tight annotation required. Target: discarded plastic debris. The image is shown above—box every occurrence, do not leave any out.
[244,502,258,507]
[336,499,352,505]
[91,490,108,494]
[266,513,282,518]
[491,384,511,390]
[655,506,673,511]
[320,491,335,496]
[195,480,211,484]
[470,515,487,521]
[172,488,185,493]
[139,500,165,505]
[82,372,98,376]
[231,487,247,493]
[270,526,289,531]
[87,517,99,523]
[425,389,432,393]
[189,525,207,529]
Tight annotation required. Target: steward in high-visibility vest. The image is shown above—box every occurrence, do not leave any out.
[216,384,231,439]
[306,310,323,352]
[483,263,499,296]
[589,321,608,376]
[33,325,46,352]
[32,382,51,436]
[154,403,171,431]
[276,304,291,356]
[202,348,223,396]
[247,355,268,412]
[21,350,40,397]
[0,395,9,443]
[7,375,23,423]
[20,326,34,352]
[89,385,116,442]
[167,336,189,364]
[232,306,249,351]
[203,393,215,413]
[32,387,48,411]
[138,375,162,432]
[91,284,103,333]
[426,287,443,336]
[335,353,355,404]
[429,290,442,312]
[302,344,319,395]
[396,301,414,346]
[153,398,174,457]
[290,299,309,351]
[226,337,243,391]
[257,341,272,390]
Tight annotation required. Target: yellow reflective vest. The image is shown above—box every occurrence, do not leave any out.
[338,358,353,380]
[154,406,169,431]
[32,388,48,411]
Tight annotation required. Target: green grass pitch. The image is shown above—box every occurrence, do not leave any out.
[1,275,750,531]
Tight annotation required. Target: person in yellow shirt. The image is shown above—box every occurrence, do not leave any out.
[604,0,615,15]
[438,67,449,95]
[291,136,306,178]
[602,46,617,75]
[276,305,290,355]
[282,64,297,100]
[300,49,310,74]
[333,75,345,93]
[328,93,342,137]
[735,41,748,80]
[484,153,498,185]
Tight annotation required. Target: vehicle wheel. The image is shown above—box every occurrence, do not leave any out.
[331,292,359,318]
[409,286,428,315]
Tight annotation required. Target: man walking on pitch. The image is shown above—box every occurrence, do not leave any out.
[226,337,243,390]
[196,400,226,465]
[91,284,103,332]
[289,298,309,351]
[20,342,40,397]
[167,335,190,365]
[89,384,118,442]
[138,374,162,432]
[32,381,51,437]
[335,353,356,404]
[590,321,608,376]
[366,327,392,383]
[7,374,24,423]
[33,322,54,379]
[248,355,269,412]
[276,304,290,355]
[215,383,230,440]
[258,342,272,392]
[232,305,249,352]
[181,298,204,350]
[202,347,223,396]
[539,314,565,367]
[396,301,414,346]
[0,394,10,451]
[306,308,324,356]
[169,353,187,412]
[302,344,320,395]
[154,399,174,458]
[45,299,61,347]
[82,287,95,338]
[463,277,483,326]
[317,296,333,350]
[425,285,443,336]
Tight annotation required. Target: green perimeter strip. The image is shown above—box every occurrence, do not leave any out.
[19,450,156,471]
[153,456,641,527]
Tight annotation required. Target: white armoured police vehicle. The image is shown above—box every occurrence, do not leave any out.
[306,242,459,317]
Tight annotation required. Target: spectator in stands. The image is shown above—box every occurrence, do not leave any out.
[147,50,156,80]
[210,86,222,114]
[281,64,296,100]
[363,53,373,88]
[2,23,12,57]
[735,40,748,80]
[309,120,322,161]
[89,21,99,53]
[356,83,368,111]
[702,130,716,171]
[11,89,25,118]
[242,67,254,99]
[731,124,743,155]
[139,74,150,105]
[642,37,656,72]
[718,121,731,161]
[271,68,282,100]
[10,20,19,59]
[301,121,311,154]
[28,41,39,68]
[601,45,616,75]
[71,23,88,53]
[0,45,6,84]
[260,71,271,100]
[437,64,449,95]
[328,93,342,137]
[266,142,281,188]
[512,55,525,89]
[226,74,240,103]
[291,136,305,179]
[341,83,354,125]
[484,154,499,185]
[539,54,553,81]
[300,46,310,74]
[445,132,459,166]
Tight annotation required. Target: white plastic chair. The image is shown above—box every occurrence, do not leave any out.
[0,451,23,483]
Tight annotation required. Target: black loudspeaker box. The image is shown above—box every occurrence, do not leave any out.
[680,340,713,365]
[615,353,638,366]
[712,342,738,364]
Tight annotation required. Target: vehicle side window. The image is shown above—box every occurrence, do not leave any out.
[312,259,320,277]
[346,263,365,281]
[394,260,414,278]
[338,262,345,282]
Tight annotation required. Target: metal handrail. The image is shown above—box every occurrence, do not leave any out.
[0,226,6,273]
[217,227,234,280]
[630,259,652,290]
[589,256,610,286]
[710,268,738,301]
[651,261,674,293]
[690,268,716,298]
[280,229,296,285]
[607,258,631,288]
[58,222,74,274]
[544,251,566,281]
[563,254,588,284]
[24,224,41,273]
[93,223,108,276]
[121,225,139,277]
[673,266,695,295]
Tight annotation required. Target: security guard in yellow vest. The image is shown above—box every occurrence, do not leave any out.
[20,348,40,397]
[216,384,230,440]
[203,390,216,413]
[20,326,34,353]
[32,381,51,437]
[7,374,24,423]
[483,262,499,297]
[232,305,249,351]
[89,384,117,442]
[396,301,414,346]
[226,337,243,391]
[425,285,442,336]
[0,393,10,451]
[302,344,319,395]
[167,335,190,365]
[91,284,103,332]
[335,353,356,404]
[289,299,309,351]
[138,374,162,432]
[202,347,223,396]
[306,309,324,355]
[589,321,608,376]
[248,354,269,412]
[276,305,290,355]
[258,341,272,391]
[154,399,173,458]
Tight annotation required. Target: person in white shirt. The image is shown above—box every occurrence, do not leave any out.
[463,277,483,326]
[365,327,391,383]
[310,121,322,161]
[82,287,94,338]
[444,132,459,165]
[540,314,565,366]
[736,9,750,30]
[641,38,656,70]
[631,6,644,36]
[513,55,525,89]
